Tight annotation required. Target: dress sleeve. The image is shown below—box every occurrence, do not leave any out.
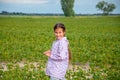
[50,40,68,61]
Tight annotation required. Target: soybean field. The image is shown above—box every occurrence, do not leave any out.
[0,16,120,80]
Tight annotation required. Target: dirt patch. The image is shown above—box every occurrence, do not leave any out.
[0,61,42,71]
[69,62,91,72]
[0,62,91,72]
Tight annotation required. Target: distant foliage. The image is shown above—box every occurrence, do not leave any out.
[61,0,75,17]
[96,1,116,15]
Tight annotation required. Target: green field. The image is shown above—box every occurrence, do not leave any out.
[0,16,120,80]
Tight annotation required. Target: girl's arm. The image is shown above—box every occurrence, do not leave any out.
[50,41,68,60]
[44,50,51,57]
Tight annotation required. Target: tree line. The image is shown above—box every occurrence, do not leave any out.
[1,11,119,16]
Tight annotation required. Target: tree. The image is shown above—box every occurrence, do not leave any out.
[61,0,75,17]
[96,1,116,15]
[2,11,8,14]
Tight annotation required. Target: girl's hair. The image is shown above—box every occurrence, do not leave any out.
[54,23,71,61]
[54,23,66,32]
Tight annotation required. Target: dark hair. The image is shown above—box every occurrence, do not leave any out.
[54,23,71,61]
[54,23,66,32]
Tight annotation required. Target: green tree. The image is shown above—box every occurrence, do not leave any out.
[61,0,75,17]
[96,1,116,15]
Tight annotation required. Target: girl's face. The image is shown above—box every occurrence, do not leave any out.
[54,28,65,40]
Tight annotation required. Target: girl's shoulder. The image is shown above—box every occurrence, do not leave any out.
[53,37,69,45]
[59,37,69,44]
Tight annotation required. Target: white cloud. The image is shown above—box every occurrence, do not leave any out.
[0,0,48,4]
[75,0,100,5]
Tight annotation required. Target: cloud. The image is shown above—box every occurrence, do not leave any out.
[75,0,101,6]
[0,0,48,4]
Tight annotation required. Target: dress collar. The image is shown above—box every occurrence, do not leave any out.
[56,37,67,41]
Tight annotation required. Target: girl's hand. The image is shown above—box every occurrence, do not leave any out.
[44,50,51,57]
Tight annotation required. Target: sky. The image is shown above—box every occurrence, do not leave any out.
[0,0,120,14]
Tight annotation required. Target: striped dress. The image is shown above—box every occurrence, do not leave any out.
[45,37,69,79]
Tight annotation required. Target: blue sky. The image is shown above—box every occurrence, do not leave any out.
[0,0,120,14]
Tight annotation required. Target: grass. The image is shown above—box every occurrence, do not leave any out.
[0,16,120,80]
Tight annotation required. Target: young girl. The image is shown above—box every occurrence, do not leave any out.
[44,23,71,80]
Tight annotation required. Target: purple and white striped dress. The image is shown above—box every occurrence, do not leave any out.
[45,37,69,79]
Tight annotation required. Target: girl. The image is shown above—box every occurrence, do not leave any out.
[44,23,71,80]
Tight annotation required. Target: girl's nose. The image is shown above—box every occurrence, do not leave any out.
[57,33,60,36]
